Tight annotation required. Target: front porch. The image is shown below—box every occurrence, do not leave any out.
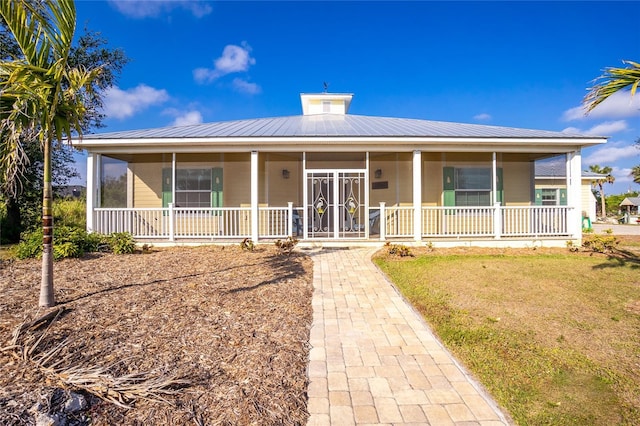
[91,203,575,245]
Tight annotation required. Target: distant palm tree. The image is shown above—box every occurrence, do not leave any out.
[0,0,101,307]
[631,165,640,185]
[583,60,640,113]
[588,165,615,218]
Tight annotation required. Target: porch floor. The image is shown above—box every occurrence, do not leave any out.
[306,247,511,425]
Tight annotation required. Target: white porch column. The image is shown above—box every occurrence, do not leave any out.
[567,150,582,239]
[85,153,97,233]
[251,151,259,242]
[413,150,422,242]
[492,152,502,239]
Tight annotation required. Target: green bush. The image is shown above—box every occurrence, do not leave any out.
[13,227,135,260]
[53,198,86,229]
[108,232,136,254]
[13,229,43,259]
[582,233,619,253]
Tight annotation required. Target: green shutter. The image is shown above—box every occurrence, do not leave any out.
[534,189,543,205]
[496,168,504,204]
[443,167,455,206]
[559,188,567,206]
[211,168,223,215]
[162,168,172,208]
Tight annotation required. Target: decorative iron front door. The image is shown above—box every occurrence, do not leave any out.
[306,170,366,239]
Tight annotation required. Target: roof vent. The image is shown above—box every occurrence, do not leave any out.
[300,92,353,116]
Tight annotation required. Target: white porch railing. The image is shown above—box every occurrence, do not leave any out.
[420,205,572,238]
[93,204,573,241]
[94,204,298,240]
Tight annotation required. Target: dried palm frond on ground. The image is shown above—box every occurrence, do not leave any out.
[5,308,189,409]
[0,245,314,425]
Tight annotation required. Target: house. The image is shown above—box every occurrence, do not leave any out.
[619,197,640,224]
[75,92,607,246]
[534,160,602,222]
[55,185,86,199]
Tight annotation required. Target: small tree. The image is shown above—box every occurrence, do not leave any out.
[588,165,615,218]
[1,0,102,307]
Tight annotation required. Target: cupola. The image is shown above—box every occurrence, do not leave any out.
[300,92,353,116]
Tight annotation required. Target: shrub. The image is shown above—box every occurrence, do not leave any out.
[108,232,136,254]
[53,198,86,229]
[582,233,619,253]
[13,228,135,260]
[14,229,43,259]
[385,242,413,257]
[275,236,298,256]
[240,238,255,251]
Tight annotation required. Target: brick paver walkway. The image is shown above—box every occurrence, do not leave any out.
[306,247,511,425]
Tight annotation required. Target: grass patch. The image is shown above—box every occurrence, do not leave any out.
[375,251,640,425]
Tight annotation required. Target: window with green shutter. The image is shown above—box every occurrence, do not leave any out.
[443,167,500,207]
[162,168,223,209]
[536,188,562,206]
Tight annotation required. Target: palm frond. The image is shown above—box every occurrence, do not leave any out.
[584,60,640,113]
[0,0,76,68]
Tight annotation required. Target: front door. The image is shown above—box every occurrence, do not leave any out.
[306,170,367,239]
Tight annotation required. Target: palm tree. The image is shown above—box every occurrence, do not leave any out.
[0,0,101,307]
[588,165,615,218]
[631,165,640,185]
[583,60,640,113]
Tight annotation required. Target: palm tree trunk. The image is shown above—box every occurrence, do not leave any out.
[39,138,54,307]
[600,185,606,219]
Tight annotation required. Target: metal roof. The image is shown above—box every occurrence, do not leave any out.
[83,114,599,140]
[620,197,640,207]
[535,160,605,178]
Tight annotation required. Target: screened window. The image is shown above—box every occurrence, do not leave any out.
[454,168,491,206]
[175,169,211,208]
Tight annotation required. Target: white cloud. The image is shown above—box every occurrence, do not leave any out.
[562,90,640,121]
[582,142,640,166]
[108,0,212,18]
[613,167,634,184]
[103,84,169,119]
[561,126,583,134]
[563,120,629,136]
[171,111,203,127]
[232,78,261,95]
[194,43,256,84]
[473,113,491,121]
[585,120,628,136]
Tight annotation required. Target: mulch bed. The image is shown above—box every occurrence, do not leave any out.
[0,245,314,425]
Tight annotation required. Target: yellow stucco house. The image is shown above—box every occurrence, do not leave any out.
[75,92,607,246]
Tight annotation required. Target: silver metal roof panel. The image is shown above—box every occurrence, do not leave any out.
[83,114,598,140]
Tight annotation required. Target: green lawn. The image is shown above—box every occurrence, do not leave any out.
[375,250,640,425]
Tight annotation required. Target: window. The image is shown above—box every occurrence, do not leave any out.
[540,188,557,206]
[535,188,566,206]
[454,168,491,206]
[322,100,331,113]
[175,169,211,207]
[162,167,223,209]
[444,167,501,207]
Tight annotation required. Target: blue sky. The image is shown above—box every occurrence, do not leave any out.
[73,0,640,194]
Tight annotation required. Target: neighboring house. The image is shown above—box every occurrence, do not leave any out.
[619,197,640,224]
[534,161,601,222]
[75,92,607,246]
[55,185,86,199]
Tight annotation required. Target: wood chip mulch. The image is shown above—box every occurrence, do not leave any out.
[0,245,314,425]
